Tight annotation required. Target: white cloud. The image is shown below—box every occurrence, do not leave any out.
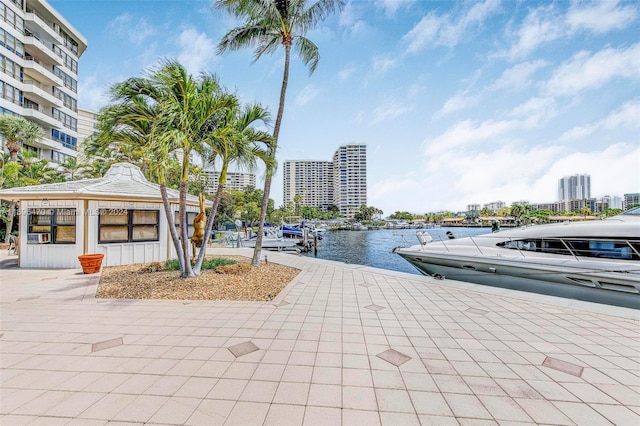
[559,98,640,141]
[423,119,518,156]
[371,55,398,76]
[502,1,639,59]
[490,59,549,91]
[338,65,355,81]
[504,4,564,59]
[375,0,416,17]
[509,97,557,127]
[402,0,500,54]
[107,13,156,46]
[176,28,217,75]
[434,92,481,118]
[545,44,640,96]
[567,0,638,34]
[78,75,109,111]
[371,98,413,124]
[295,84,320,106]
[371,143,640,213]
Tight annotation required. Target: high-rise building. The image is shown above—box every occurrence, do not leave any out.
[0,0,87,164]
[282,144,367,218]
[558,174,591,201]
[202,170,256,193]
[283,160,333,211]
[624,193,639,210]
[332,144,367,218]
[483,201,505,211]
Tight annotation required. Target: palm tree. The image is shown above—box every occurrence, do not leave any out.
[192,101,274,274]
[216,0,345,266]
[59,157,90,180]
[0,114,44,242]
[100,61,235,277]
[0,114,43,162]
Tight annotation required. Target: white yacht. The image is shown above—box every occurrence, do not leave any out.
[393,208,640,309]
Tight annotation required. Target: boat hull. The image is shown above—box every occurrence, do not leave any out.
[397,250,640,309]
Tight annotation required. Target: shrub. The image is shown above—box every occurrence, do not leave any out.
[164,257,237,271]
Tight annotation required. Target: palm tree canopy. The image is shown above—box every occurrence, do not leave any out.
[216,0,345,74]
[0,114,44,157]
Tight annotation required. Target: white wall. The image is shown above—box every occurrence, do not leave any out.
[19,200,84,268]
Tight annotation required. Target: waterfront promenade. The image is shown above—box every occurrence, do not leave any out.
[1,248,638,425]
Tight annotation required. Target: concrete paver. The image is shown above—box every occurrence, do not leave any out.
[1,247,639,425]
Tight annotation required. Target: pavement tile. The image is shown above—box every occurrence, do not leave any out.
[477,395,533,422]
[174,377,218,398]
[515,398,573,425]
[184,399,234,425]
[238,380,278,403]
[76,393,136,420]
[108,394,168,423]
[264,403,306,426]
[303,406,342,426]
[224,401,271,425]
[552,401,614,425]
[0,389,45,413]
[375,388,415,413]
[308,383,342,407]
[442,393,492,420]
[379,411,421,425]
[591,403,640,425]
[206,378,248,400]
[409,391,453,416]
[312,366,342,385]
[147,396,200,424]
[342,409,381,426]
[273,381,310,405]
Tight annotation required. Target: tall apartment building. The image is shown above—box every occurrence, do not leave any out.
[558,174,591,201]
[483,201,505,211]
[624,193,639,210]
[202,170,256,193]
[0,0,87,164]
[283,144,367,218]
[283,160,333,211]
[332,144,367,218]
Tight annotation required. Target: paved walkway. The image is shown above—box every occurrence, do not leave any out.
[1,248,638,425]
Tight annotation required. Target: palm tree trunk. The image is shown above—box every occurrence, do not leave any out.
[179,180,195,277]
[4,201,16,244]
[4,142,19,243]
[160,184,185,274]
[252,45,291,267]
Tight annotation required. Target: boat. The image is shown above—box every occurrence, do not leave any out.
[242,228,299,251]
[393,208,640,309]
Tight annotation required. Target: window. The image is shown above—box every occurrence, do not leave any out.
[27,208,76,244]
[174,211,197,238]
[98,209,159,243]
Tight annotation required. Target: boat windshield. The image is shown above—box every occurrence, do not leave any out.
[622,207,640,215]
[497,238,640,260]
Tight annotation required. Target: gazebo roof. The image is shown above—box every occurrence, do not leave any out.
[0,163,207,206]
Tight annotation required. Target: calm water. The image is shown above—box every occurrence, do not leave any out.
[305,227,492,275]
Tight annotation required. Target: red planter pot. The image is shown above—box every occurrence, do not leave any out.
[78,254,104,274]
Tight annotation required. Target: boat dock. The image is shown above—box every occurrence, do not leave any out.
[1,248,638,425]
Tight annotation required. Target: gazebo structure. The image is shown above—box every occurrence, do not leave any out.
[0,163,207,268]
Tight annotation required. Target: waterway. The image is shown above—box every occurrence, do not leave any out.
[305,227,492,275]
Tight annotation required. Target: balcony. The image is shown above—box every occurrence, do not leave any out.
[22,58,63,86]
[21,104,59,128]
[23,35,63,66]
[24,12,63,44]
[22,80,63,108]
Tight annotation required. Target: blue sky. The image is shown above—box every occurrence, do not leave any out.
[51,0,639,214]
